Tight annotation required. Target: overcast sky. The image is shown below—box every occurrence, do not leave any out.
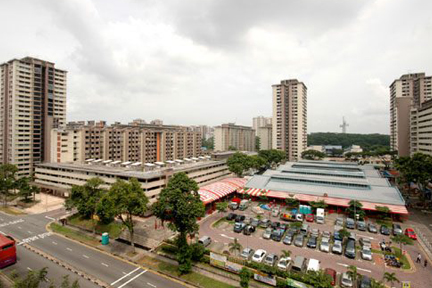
[1,0,431,134]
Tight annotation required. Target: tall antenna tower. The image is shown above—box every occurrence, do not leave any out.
[340,116,349,134]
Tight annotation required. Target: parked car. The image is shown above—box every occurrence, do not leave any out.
[263,227,273,239]
[335,217,344,227]
[307,258,320,272]
[322,231,331,239]
[359,275,372,288]
[332,240,343,254]
[277,257,291,271]
[240,248,254,260]
[320,237,330,252]
[198,236,211,247]
[341,272,353,287]
[271,229,284,242]
[361,248,373,261]
[283,233,295,245]
[348,232,356,240]
[294,234,305,247]
[235,214,246,222]
[359,237,372,249]
[405,228,417,240]
[264,254,278,266]
[300,223,309,235]
[250,218,260,228]
[346,218,355,229]
[272,206,280,217]
[252,249,267,263]
[380,225,390,235]
[333,230,343,242]
[324,268,337,286]
[296,213,304,222]
[234,222,246,233]
[305,214,314,222]
[280,223,288,232]
[345,239,356,259]
[291,256,307,272]
[368,223,377,233]
[311,228,320,238]
[243,225,256,235]
[307,236,318,249]
[357,220,366,231]
[393,224,403,236]
[271,221,281,229]
[226,213,237,221]
[260,219,270,228]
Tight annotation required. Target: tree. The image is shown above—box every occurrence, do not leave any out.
[104,178,149,252]
[285,197,299,208]
[17,177,33,203]
[65,178,107,235]
[370,278,385,288]
[383,272,400,287]
[258,149,286,168]
[306,270,333,288]
[228,238,242,256]
[13,267,49,288]
[239,268,253,288]
[255,136,261,151]
[301,150,326,160]
[375,206,390,220]
[227,152,252,177]
[228,145,237,151]
[281,249,291,258]
[152,172,205,273]
[249,155,266,173]
[60,275,80,288]
[309,200,327,211]
[307,132,390,151]
[395,153,432,196]
[216,201,228,213]
[338,228,350,240]
[391,235,413,256]
[202,137,214,150]
[347,265,360,285]
[347,200,365,220]
[0,164,18,207]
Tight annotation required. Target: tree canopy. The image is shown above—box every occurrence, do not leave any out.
[308,132,389,150]
[395,153,432,192]
[301,149,326,160]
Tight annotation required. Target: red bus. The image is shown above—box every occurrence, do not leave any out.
[0,234,16,268]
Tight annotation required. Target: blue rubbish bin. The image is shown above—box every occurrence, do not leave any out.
[101,232,109,245]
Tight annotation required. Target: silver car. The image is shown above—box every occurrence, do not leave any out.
[332,240,343,254]
[263,228,272,239]
[240,248,254,260]
[320,237,330,252]
[311,228,320,238]
[361,248,373,261]
[322,231,331,239]
[341,272,353,287]
[360,237,372,249]
[264,253,278,266]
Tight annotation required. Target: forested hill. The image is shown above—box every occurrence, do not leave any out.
[307,132,390,150]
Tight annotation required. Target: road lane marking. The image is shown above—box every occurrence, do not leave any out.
[52,241,57,245]
[147,282,157,288]
[337,263,349,267]
[358,267,372,273]
[17,232,52,246]
[220,234,235,240]
[110,267,141,285]
[45,216,56,221]
[66,248,73,252]
[28,231,33,234]
[0,219,24,228]
[122,272,127,275]
[101,263,109,267]
[118,270,147,288]
[27,267,32,271]
[83,255,89,259]
[18,227,22,229]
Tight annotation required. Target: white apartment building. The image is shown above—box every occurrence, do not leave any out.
[0,57,67,176]
[253,116,272,136]
[272,79,307,161]
[214,123,255,152]
[410,99,432,156]
[257,125,272,150]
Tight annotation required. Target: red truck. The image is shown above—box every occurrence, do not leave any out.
[0,234,16,268]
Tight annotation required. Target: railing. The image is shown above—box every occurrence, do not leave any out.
[415,227,432,253]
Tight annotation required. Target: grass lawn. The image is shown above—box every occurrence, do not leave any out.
[50,223,100,246]
[0,206,25,215]
[68,214,123,238]
[391,247,411,270]
[212,217,227,228]
[158,262,235,288]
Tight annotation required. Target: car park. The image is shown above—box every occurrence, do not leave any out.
[361,248,373,261]
[393,224,403,235]
[307,236,318,249]
[272,206,280,217]
[345,239,356,259]
[341,272,353,287]
[359,275,372,288]
[240,248,254,260]
[250,218,260,228]
[264,254,278,266]
[235,214,246,222]
[277,257,291,271]
[360,237,372,249]
[260,219,270,228]
[234,222,246,233]
[405,228,417,240]
[368,223,377,233]
[332,240,343,254]
[263,227,272,239]
[226,213,237,221]
[252,249,267,263]
[311,228,320,238]
[271,229,284,242]
[346,218,355,229]
[292,256,307,272]
[305,214,314,222]
[243,225,256,235]
[324,268,337,286]
[357,220,366,231]
[198,236,212,247]
[380,225,390,235]
[320,237,330,252]
[294,234,306,247]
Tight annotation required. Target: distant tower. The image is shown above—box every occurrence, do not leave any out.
[340,117,349,134]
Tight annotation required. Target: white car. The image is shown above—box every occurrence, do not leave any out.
[272,206,280,217]
[277,257,291,271]
[360,237,372,249]
[332,240,343,254]
[252,249,267,263]
[263,228,272,239]
[341,272,353,287]
[361,248,373,261]
[320,237,330,252]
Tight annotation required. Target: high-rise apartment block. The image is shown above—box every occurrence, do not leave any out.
[253,116,272,136]
[390,73,432,156]
[410,98,432,156]
[190,125,214,140]
[51,121,202,164]
[256,125,272,150]
[272,79,307,161]
[0,57,67,176]
[214,123,255,152]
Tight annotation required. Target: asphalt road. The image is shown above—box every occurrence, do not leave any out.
[0,209,185,288]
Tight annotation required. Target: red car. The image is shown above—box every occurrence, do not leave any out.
[305,214,314,222]
[324,268,336,286]
[405,228,417,240]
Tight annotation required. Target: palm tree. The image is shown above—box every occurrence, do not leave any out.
[383,272,400,287]
[228,238,242,256]
[281,250,291,259]
[370,278,385,288]
[347,265,360,285]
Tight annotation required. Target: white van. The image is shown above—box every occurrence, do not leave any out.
[316,208,325,224]
[307,258,320,272]
[198,236,212,247]
[239,200,249,211]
